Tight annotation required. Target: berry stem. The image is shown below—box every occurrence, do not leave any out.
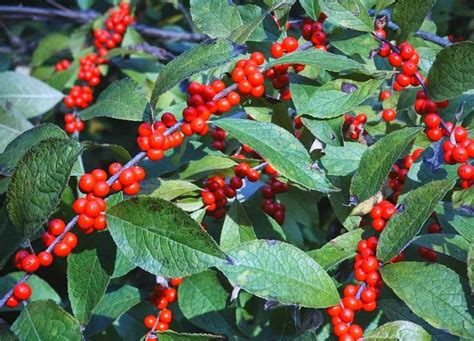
[213,84,238,101]
[252,161,268,172]
[414,72,428,97]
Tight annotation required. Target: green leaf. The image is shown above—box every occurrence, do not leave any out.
[6,138,82,238]
[266,49,371,74]
[215,119,337,193]
[376,179,455,262]
[0,321,15,341]
[0,124,67,171]
[67,233,116,324]
[141,179,200,200]
[302,116,343,146]
[0,108,33,153]
[329,176,362,230]
[300,0,320,20]
[152,331,222,340]
[220,202,257,251]
[77,0,94,10]
[321,142,367,176]
[178,270,238,336]
[307,229,364,270]
[86,285,142,336]
[381,262,474,338]
[291,78,385,119]
[468,243,474,294]
[393,0,436,41]
[32,34,69,67]
[229,0,296,43]
[366,321,431,341]
[106,196,226,277]
[0,71,63,118]
[427,42,474,101]
[0,272,60,310]
[81,141,131,165]
[218,240,339,308]
[331,30,379,58]
[151,39,241,108]
[319,0,373,32]
[179,155,237,179]
[112,248,136,278]
[80,78,152,122]
[412,234,469,262]
[11,300,82,341]
[190,0,243,38]
[452,186,474,211]
[0,206,25,270]
[350,127,422,202]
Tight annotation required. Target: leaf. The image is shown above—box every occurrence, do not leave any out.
[0,71,63,118]
[412,234,469,262]
[0,320,15,341]
[300,0,320,20]
[291,78,385,119]
[80,78,152,122]
[468,243,474,294]
[152,331,222,340]
[229,0,296,43]
[321,142,367,176]
[266,48,371,74]
[106,196,226,277]
[0,124,67,171]
[67,233,116,324]
[32,34,69,67]
[366,321,431,341]
[376,179,455,262]
[0,272,61,310]
[6,138,82,238]
[179,155,237,179]
[393,0,436,41]
[427,42,474,101]
[178,270,238,336]
[452,186,474,212]
[215,119,337,193]
[381,262,474,338]
[319,0,373,32]
[220,202,257,251]
[141,179,200,200]
[302,116,343,146]
[112,248,136,278]
[151,39,242,108]
[86,285,142,336]
[328,176,361,230]
[350,127,422,202]
[0,107,33,152]
[190,0,243,38]
[11,300,82,341]
[0,206,25,270]
[307,229,364,270]
[331,30,379,58]
[82,141,131,165]
[218,240,340,308]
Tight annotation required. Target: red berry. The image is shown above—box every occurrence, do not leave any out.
[79,174,96,193]
[426,128,443,141]
[159,309,173,323]
[382,109,396,122]
[427,222,442,233]
[230,176,243,189]
[48,219,65,236]
[119,169,135,186]
[458,164,473,181]
[388,53,403,67]
[453,126,468,142]
[453,147,469,163]
[22,255,40,272]
[165,287,177,302]
[424,113,441,128]
[13,283,32,301]
[326,305,341,317]
[339,308,354,323]
[349,324,363,339]
[6,296,19,308]
[282,37,298,52]
[54,242,72,257]
[91,169,107,182]
[38,252,53,266]
[144,315,157,329]
[270,43,284,58]
[333,322,349,337]
[63,232,78,249]
[402,61,418,76]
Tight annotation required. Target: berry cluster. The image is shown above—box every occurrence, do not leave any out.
[144,278,183,338]
[343,113,367,141]
[64,113,84,135]
[201,176,235,220]
[261,177,288,225]
[64,85,94,109]
[110,163,145,195]
[54,59,71,72]
[301,17,328,50]
[369,200,396,232]
[137,116,184,161]
[388,148,424,201]
[210,127,227,151]
[6,283,32,308]
[93,2,133,58]
[77,53,103,87]
[180,80,239,137]
[73,194,107,233]
[231,53,266,97]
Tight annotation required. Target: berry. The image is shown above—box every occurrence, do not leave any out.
[144,315,157,329]
[13,283,32,301]
[38,252,53,266]
[54,242,72,257]
[382,109,396,122]
[22,255,40,272]
[159,309,173,323]
[458,164,473,180]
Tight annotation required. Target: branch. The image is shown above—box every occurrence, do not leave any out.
[0,5,206,42]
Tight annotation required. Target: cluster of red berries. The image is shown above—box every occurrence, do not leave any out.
[327,236,382,341]
[231,53,266,97]
[109,163,146,195]
[42,219,78,256]
[180,80,238,137]
[93,2,133,58]
[412,90,448,141]
[77,53,103,86]
[343,113,367,140]
[64,85,94,109]
[301,17,328,50]
[6,283,32,308]
[54,59,71,72]
[261,177,288,225]
[64,113,84,135]
[144,277,183,338]
[369,200,396,232]
[78,169,111,197]
[73,194,107,234]
[201,175,237,220]
[137,115,184,161]
[388,148,424,201]
[210,127,227,151]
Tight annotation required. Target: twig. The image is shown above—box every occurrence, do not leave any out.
[125,43,175,60]
[0,5,206,42]
[177,1,195,33]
